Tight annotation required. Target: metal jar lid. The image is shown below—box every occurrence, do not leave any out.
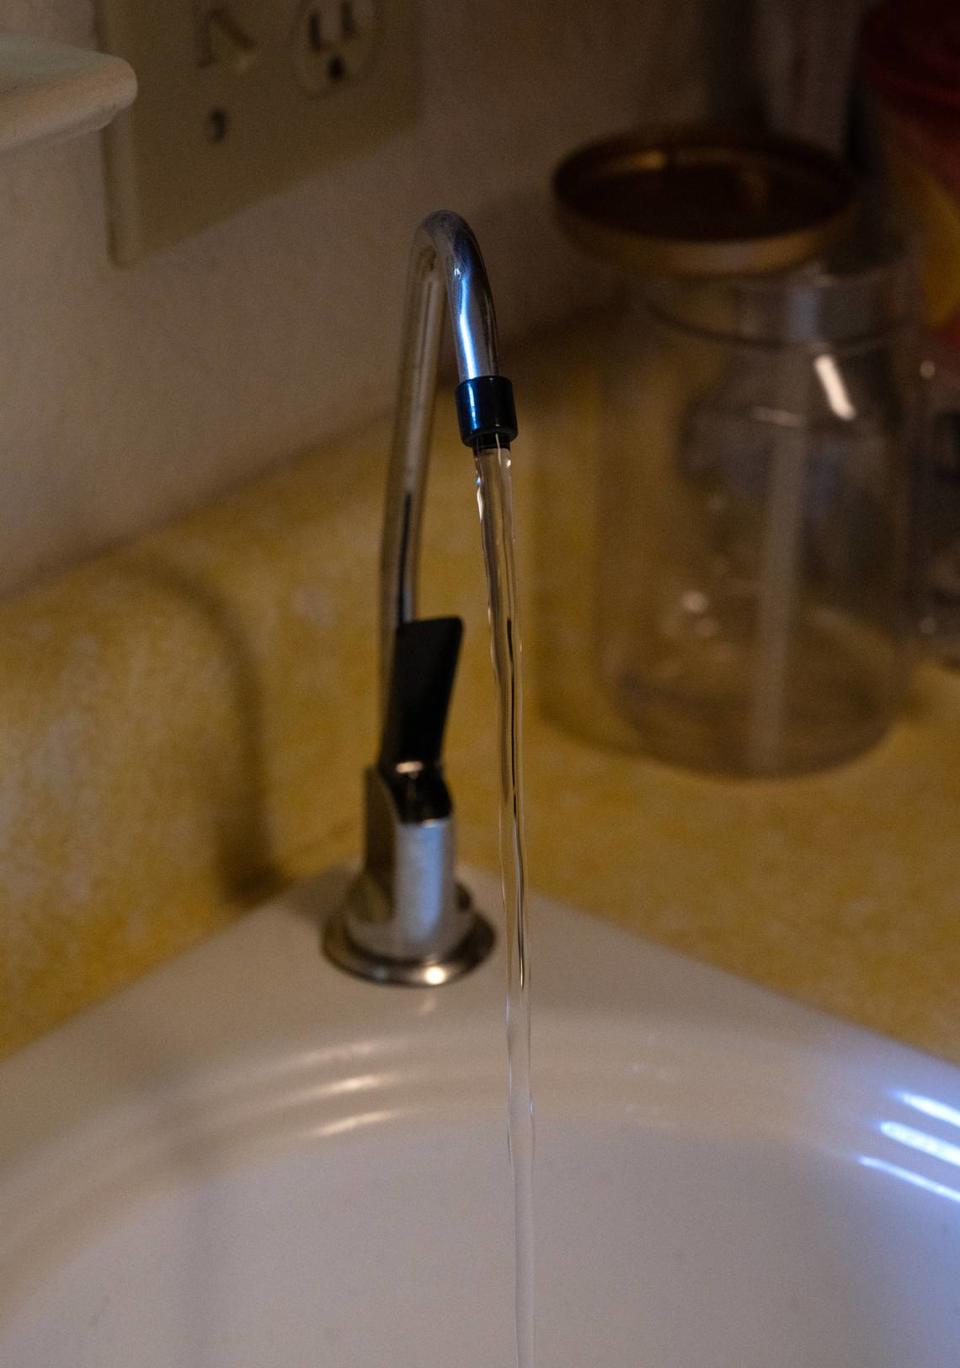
[553,127,858,277]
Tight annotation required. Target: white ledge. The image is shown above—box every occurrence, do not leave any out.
[0,33,136,156]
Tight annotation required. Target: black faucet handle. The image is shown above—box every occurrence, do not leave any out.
[377,616,463,776]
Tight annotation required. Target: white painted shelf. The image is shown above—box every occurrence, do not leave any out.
[0,33,135,156]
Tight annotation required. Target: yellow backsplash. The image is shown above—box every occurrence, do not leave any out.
[0,405,437,1055]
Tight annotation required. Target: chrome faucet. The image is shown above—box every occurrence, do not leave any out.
[323,211,518,986]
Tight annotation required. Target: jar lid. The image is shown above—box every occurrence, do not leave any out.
[552,127,857,277]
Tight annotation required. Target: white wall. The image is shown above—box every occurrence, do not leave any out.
[0,0,705,596]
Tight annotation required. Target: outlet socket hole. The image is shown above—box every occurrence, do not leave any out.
[328,53,346,81]
[308,12,325,50]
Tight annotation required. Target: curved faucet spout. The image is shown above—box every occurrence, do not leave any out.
[381,211,518,713]
[325,210,516,987]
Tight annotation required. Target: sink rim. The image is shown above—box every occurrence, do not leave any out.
[2,865,959,1331]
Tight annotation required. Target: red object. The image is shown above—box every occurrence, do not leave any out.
[861,1,960,355]
[863,0,960,117]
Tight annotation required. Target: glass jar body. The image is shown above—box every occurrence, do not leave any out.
[545,265,920,777]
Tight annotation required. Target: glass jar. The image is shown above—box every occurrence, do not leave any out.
[540,250,922,776]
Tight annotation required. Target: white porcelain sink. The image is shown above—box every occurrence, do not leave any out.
[1,867,959,1366]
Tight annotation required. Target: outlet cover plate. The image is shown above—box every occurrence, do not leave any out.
[95,0,417,264]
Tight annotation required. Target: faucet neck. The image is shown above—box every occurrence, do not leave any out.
[380,211,517,716]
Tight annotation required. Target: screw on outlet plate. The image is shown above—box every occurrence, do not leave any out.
[292,0,378,95]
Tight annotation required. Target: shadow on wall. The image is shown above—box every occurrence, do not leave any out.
[120,551,282,907]
[466,185,617,347]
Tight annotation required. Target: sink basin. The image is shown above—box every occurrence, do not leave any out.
[1,866,958,1366]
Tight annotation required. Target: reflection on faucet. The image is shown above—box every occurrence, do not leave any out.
[324,211,518,986]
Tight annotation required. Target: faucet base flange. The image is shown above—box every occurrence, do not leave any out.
[322,883,495,987]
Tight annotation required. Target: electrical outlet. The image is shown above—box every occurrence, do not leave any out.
[292,0,379,96]
[95,0,416,264]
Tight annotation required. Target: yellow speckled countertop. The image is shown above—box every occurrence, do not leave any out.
[1,318,959,1063]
